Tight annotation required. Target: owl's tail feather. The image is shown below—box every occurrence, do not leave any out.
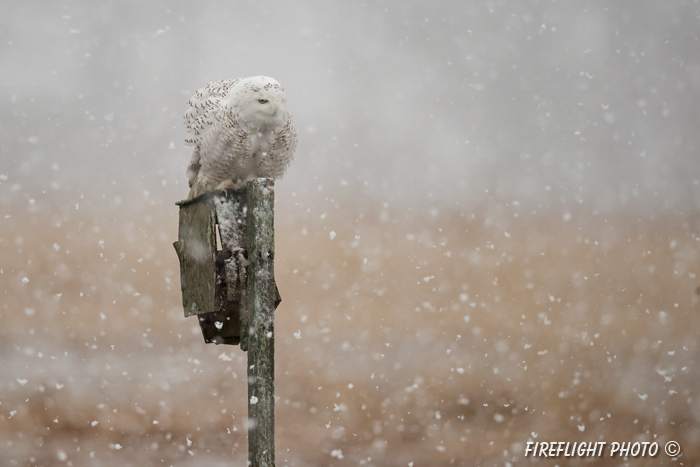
[186,148,201,187]
[186,147,203,200]
[187,178,205,200]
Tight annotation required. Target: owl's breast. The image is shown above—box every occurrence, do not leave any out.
[247,128,279,177]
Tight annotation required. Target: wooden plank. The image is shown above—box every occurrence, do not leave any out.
[175,190,248,345]
[214,190,247,301]
[176,198,217,317]
[214,190,249,350]
[246,178,279,467]
[196,249,241,345]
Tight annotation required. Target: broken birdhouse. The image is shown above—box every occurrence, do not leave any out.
[173,179,281,348]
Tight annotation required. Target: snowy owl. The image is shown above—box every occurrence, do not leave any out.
[183,76,297,199]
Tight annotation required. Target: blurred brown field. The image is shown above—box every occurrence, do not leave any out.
[1,194,699,466]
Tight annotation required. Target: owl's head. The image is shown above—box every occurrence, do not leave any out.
[229,76,288,129]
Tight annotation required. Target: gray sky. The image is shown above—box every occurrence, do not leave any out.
[2,0,699,211]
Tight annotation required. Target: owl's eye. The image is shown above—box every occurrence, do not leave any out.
[258,99,268,104]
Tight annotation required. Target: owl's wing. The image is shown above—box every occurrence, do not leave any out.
[184,79,240,147]
[183,79,241,195]
[263,112,298,179]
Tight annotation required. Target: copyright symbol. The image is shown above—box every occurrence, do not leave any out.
[665,441,681,457]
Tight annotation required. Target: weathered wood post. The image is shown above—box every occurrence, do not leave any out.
[173,178,280,467]
[246,178,280,467]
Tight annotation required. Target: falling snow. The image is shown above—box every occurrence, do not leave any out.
[1,2,699,466]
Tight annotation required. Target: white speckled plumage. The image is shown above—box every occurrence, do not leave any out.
[183,76,297,198]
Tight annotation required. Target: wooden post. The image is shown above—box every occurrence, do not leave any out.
[246,178,281,467]
[174,179,281,467]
